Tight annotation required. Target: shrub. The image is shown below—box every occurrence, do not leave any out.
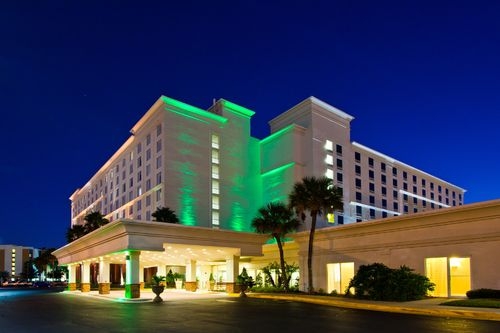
[466,288,500,299]
[347,263,434,301]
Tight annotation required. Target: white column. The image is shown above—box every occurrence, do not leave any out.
[157,264,167,277]
[99,258,110,283]
[139,264,144,284]
[186,260,197,282]
[226,255,239,283]
[68,264,77,283]
[81,262,91,284]
[126,251,141,285]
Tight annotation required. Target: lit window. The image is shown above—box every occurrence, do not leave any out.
[325,154,333,165]
[212,180,219,194]
[212,165,219,179]
[212,196,219,209]
[325,169,334,180]
[327,213,335,223]
[212,149,219,164]
[211,134,219,149]
[212,211,219,225]
[325,140,333,151]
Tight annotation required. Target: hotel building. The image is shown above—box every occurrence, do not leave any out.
[70,95,464,231]
[54,95,496,300]
[0,244,40,281]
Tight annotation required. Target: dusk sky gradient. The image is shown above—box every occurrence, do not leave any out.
[1,0,499,249]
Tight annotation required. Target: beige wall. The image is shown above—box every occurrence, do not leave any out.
[292,199,500,294]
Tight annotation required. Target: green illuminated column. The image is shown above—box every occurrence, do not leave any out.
[98,258,110,294]
[225,255,240,293]
[125,251,141,299]
[81,261,91,292]
[67,264,77,291]
[185,260,197,292]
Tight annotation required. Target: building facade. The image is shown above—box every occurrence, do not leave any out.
[0,244,40,281]
[70,95,464,232]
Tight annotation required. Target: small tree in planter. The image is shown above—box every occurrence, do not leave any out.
[151,275,166,303]
[237,268,254,297]
[209,273,216,291]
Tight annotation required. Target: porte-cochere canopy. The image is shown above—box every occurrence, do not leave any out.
[53,219,268,298]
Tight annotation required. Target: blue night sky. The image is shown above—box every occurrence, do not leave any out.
[1,1,499,249]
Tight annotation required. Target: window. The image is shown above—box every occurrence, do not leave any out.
[369,195,375,204]
[370,209,375,218]
[325,168,334,179]
[146,164,151,177]
[393,179,397,187]
[355,178,361,189]
[356,206,362,216]
[137,156,142,167]
[211,134,219,148]
[325,140,333,151]
[212,149,220,164]
[393,190,398,199]
[368,157,374,167]
[212,180,220,194]
[156,156,162,169]
[137,171,142,182]
[337,173,343,183]
[337,159,343,169]
[393,202,398,210]
[336,144,342,155]
[355,152,361,162]
[368,170,374,179]
[382,212,387,218]
[403,182,408,191]
[422,179,426,187]
[422,189,426,196]
[156,189,161,202]
[212,195,219,209]
[146,134,151,145]
[137,143,142,154]
[356,192,362,201]
[392,167,397,176]
[382,199,387,208]
[381,187,387,196]
[137,186,142,196]
[381,162,386,172]
[403,171,407,180]
[146,148,151,161]
[212,211,219,226]
[369,183,375,192]
[430,182,435,190]
[355,165,361,175]
[146,179,151,191]
[156,124,162,136]
[413,186,417,194]
[156,140,162,152]
[404,205,408,213]
[325,154,334,165]
[413,175,417,183]
[146,195,151,207]
[156,172,162,185]
[212,165,219,179]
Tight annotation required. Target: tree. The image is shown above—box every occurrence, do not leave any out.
[65,211,109,243]
[33,248,57,280]
[152,207,179,223]
[252,201,299,291]
[288,176,343,293]
[83,211,109,233]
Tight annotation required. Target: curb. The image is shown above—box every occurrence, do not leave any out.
[247,293,500,322]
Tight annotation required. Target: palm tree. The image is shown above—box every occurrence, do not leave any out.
[66,224,86,243]
[83,211,109,233]
[289,176,343,293]
[252,201,300,291]
[152,207,179,223]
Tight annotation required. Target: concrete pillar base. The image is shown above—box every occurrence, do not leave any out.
[140,282,145,290]
[185,281,197,292]
[125,284,141,299]
[67,283,77,291]
[80,283,91,292]
[98,283,111,294]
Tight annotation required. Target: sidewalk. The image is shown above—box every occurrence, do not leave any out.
[64,289,500,322]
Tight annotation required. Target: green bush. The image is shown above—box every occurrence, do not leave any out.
[466,288,500,299]
[347,263,435,301]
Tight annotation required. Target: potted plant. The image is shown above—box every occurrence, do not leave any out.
[237,267,254,297]
[151,275,166,303]
[174,272,184,289]
[209,273,215,291]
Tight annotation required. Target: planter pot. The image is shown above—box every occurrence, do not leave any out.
[152,285,165,303]
[175,280,183,290]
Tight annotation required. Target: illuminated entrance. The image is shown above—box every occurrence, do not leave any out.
[326,262,354,294]
[425,257,471,297]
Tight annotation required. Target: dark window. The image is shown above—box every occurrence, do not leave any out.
[355,152,361,162]
[381,187,387,196]
[403,194,408,201]
[422,189,426,196]
[413,175,417,183]
[423,200,427,207]
[403,182,408,190]
[355,165,361,175]
[368,157,374,167]
[404,205,408,213]
[336,144,342,155]
[430,182,434,190]
[393,190,398,199]
[413,197,418,204]
[422,179,426,187]
[413,186,417,194]
[431,203,435,209]
[381,162,386,172]
[338,215,344,224]
[370,209,375,218]
[369,170,374,179]
[382,199,387,208]
[337,173,343,183]
[381,174,386,184]
[393,202,398,210]
[382,212,388,218]
[356,192,362,201]
[445,188,449,195]
[393,179,398,187]
[431,193,435,199]
[355,178,362,188]
[369,183,375,192]
[369,195,375,204]
[356,206,362,216]
[438,185,442,193]
[392,167,397,176]
[403,171,407,180]
[337,159,343,169]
